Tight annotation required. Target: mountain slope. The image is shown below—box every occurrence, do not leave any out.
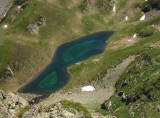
[0,0,160,117]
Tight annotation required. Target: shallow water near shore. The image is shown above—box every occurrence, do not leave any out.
[19,31,114,94]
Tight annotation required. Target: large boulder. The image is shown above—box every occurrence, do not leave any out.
[4,92,29,109]
[0,90,29,118]
[27,17,46,34]
[37,17,46,26]
[27,24,39,34]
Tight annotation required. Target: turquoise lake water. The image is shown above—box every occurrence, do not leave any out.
[19,31,114,94]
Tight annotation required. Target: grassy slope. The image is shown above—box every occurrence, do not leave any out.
[0,0,157,90]
[0,0,120,91]
[101,46,160,118]
[0,0,160,107]
[0,0,160,117]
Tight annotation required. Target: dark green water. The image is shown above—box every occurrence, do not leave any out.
[19,31,114,94]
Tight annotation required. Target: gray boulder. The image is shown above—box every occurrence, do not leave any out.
[27,17,46,34]
[27,24,39,34]
[22,107,38,118]
[0,90,29,118]
[37,17,46,26]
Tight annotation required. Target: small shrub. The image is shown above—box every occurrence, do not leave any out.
[139,0,160,13]
[108,19,114,26]
[129,11,143,22]
[13,0,28,5]
[139,2,152,13]
[148,0,160,10]
[61,100,91,117]
[138,27,157,38]
[80,0,89,12]
[42,104,55,112]
[96,0,112,11]
[17,105,31,118]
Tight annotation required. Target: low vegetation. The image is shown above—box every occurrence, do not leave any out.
[138,27,157,38]
[79,0,90,12]
[17,105,31,118]
[61,99,91,117]
[96,0,113,11]
[139,0,160,13]
[101,48,160,117]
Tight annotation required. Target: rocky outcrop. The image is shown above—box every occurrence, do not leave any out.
[139,0,160,13]
[22,107,38,118]
[146,11,160,20]
[0,90,93,118]
[27,17,46,34]
[22,101,91,118]
[80,0,92,12]
[0,90,29,118]
[27,24,39,34]
[96,0,114,11]
[0,64,14,80]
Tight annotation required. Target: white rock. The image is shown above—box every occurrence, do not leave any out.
[128,40,132,42]
[113,4,116,12]
[18,6,21,9]
[133,34,137,38]
[109,101,112,107]
[140,15,146,21]
[76,62,81,65]
[92,59,99,62]
[3,13,6,17]
[125,16,129,21]
[81,86,95,92]
[3,25,8,28]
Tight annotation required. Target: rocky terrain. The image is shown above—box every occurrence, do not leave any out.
[0,90,29,118]
[0,90,112,118]
[1,0,160,118]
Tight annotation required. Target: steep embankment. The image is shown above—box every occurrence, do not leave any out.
[99,0,160,118]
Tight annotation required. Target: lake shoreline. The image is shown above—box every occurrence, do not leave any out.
[19,31,115,94]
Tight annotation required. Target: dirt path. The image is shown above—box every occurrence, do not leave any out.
[37,56,136,109]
